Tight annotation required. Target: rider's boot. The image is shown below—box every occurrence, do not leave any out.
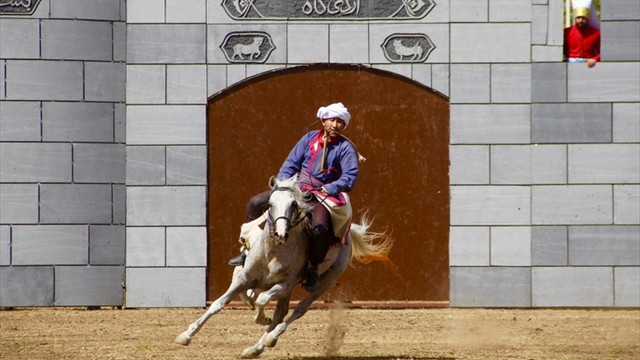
[303,265,319,292]
[228,252,246,267]
[303,225,332,292]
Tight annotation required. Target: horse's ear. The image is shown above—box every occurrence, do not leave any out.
[269,176,277,189]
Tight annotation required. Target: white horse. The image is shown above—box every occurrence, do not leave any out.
[175,175,393,358]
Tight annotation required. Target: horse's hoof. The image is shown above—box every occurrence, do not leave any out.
[255,316,272,326]
[241,345,263,358]
[175,333,191,346]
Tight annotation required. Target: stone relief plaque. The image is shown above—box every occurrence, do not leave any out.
[0,0,42,15]
[381,33,435,63]
[219,32,276,63]
[222,0,436,20]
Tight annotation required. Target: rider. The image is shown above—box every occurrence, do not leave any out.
[228,102,360,292]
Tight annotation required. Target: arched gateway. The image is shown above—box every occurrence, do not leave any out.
[207,64,449,302]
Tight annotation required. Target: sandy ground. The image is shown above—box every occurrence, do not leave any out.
[0,306,638,360]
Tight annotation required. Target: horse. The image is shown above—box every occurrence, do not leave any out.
[175,175,394,358]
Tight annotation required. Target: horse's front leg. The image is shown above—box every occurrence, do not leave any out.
[252,281,285,325]
[175,279,248,346]
[242,296,291,358]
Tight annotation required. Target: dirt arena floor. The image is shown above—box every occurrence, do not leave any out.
[1,305,638,360]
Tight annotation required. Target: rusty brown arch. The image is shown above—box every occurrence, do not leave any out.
[207,64,449,302]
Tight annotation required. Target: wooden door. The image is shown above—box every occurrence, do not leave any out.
[207,64,449,302]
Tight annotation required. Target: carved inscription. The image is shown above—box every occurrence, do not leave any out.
[381,34,435,63]
[0,0,42,15]
[222,0,436,20]
[220,32,276,63]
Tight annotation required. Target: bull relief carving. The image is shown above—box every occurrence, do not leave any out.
[222,0,436,20]
[381,34,435,63]
[220,32,276,63]
[0,0,42,15]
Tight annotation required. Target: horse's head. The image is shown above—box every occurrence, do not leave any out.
[266,175,307,244]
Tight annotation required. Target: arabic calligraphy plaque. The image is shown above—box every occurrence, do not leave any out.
[0,0,42,15]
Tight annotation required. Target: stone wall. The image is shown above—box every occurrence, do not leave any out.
[1,0,638,308]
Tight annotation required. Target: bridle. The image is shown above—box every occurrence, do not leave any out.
[266,186,308,238]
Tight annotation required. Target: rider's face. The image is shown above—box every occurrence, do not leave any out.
[322,117,346,138]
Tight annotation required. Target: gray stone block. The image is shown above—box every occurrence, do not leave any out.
[532,45,563,62]
[125,267,206,307]
[531,5,548,45]
[450,64,490,103]
[451,23,530,63]
[449,227,490,266]
[532,185,612,225]
[450,0,487,22]
[113,185,126,225]
[491,145,532,184]
[85,62,126,102]
[0,184,38,224]
[12,225,88,265]
[613,103,640,143]
[0,226,9,265]
[55,266,124,306]
[602,22,640,61]
[166,227,207,267]
[42,20,112,61]
[615,267,640,307]
[0,62,5,99]
[451,186,531,225]
[532,267,613,306]
[0,19,40,59]
[450,267,531,307]
[490,227,531,266]
[127,24,206,64]
[531,145,567,184]
[532,103,612,143]
[568,63,640,102]
[166,0,206,23]
[0,143,72,183]
[5,60,83,101]
[614,185,640,225]
[50,0,123,21]
[126,65,166,104]
[546,0,564,46]
[601,0,640,21]
[166,146,207,185]
[73,144,125,184]
[126,146,166,185]
[90,225,125,265]
[126,105,206,145]
[451,105,530,144]
[569,226,640,266]
[114,103,126,144]
[489,0,530,22]
[127,0,165,23]
[491,64,531,103]
[431,64,449,97]
[126,227,165,267]
[43,102,115,142]
[532,226,568,266]
[167,65,207,104]
[113,22,126,62]
[40,184,113,224]
[0,101,41,141]
[287,24,329,63]
[411,64,432,88]
[450,145,489,184]
[531,63,567,102]
[127,186,206,226]
[569,144,640,184]
[0,266,54,306]
[330,24,368,64]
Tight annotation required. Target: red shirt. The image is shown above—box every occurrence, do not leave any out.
[564,25,601,61]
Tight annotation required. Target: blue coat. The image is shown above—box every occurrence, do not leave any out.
[278,130,359,197]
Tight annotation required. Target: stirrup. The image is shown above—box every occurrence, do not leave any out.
[228,252,246,267]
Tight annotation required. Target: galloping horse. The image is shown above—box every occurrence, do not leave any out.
[175,175,393,358]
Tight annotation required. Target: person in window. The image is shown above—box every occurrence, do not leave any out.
[564,0,600,68]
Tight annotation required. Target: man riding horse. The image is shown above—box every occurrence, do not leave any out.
[228,102,360,292]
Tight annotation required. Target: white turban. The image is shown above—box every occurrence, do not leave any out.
[316,102,351,128]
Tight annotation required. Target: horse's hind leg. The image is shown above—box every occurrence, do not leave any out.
[242,297,290,358]
[175,283,246,346]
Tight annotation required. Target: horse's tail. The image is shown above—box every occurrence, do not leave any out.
[348,215,397,273]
